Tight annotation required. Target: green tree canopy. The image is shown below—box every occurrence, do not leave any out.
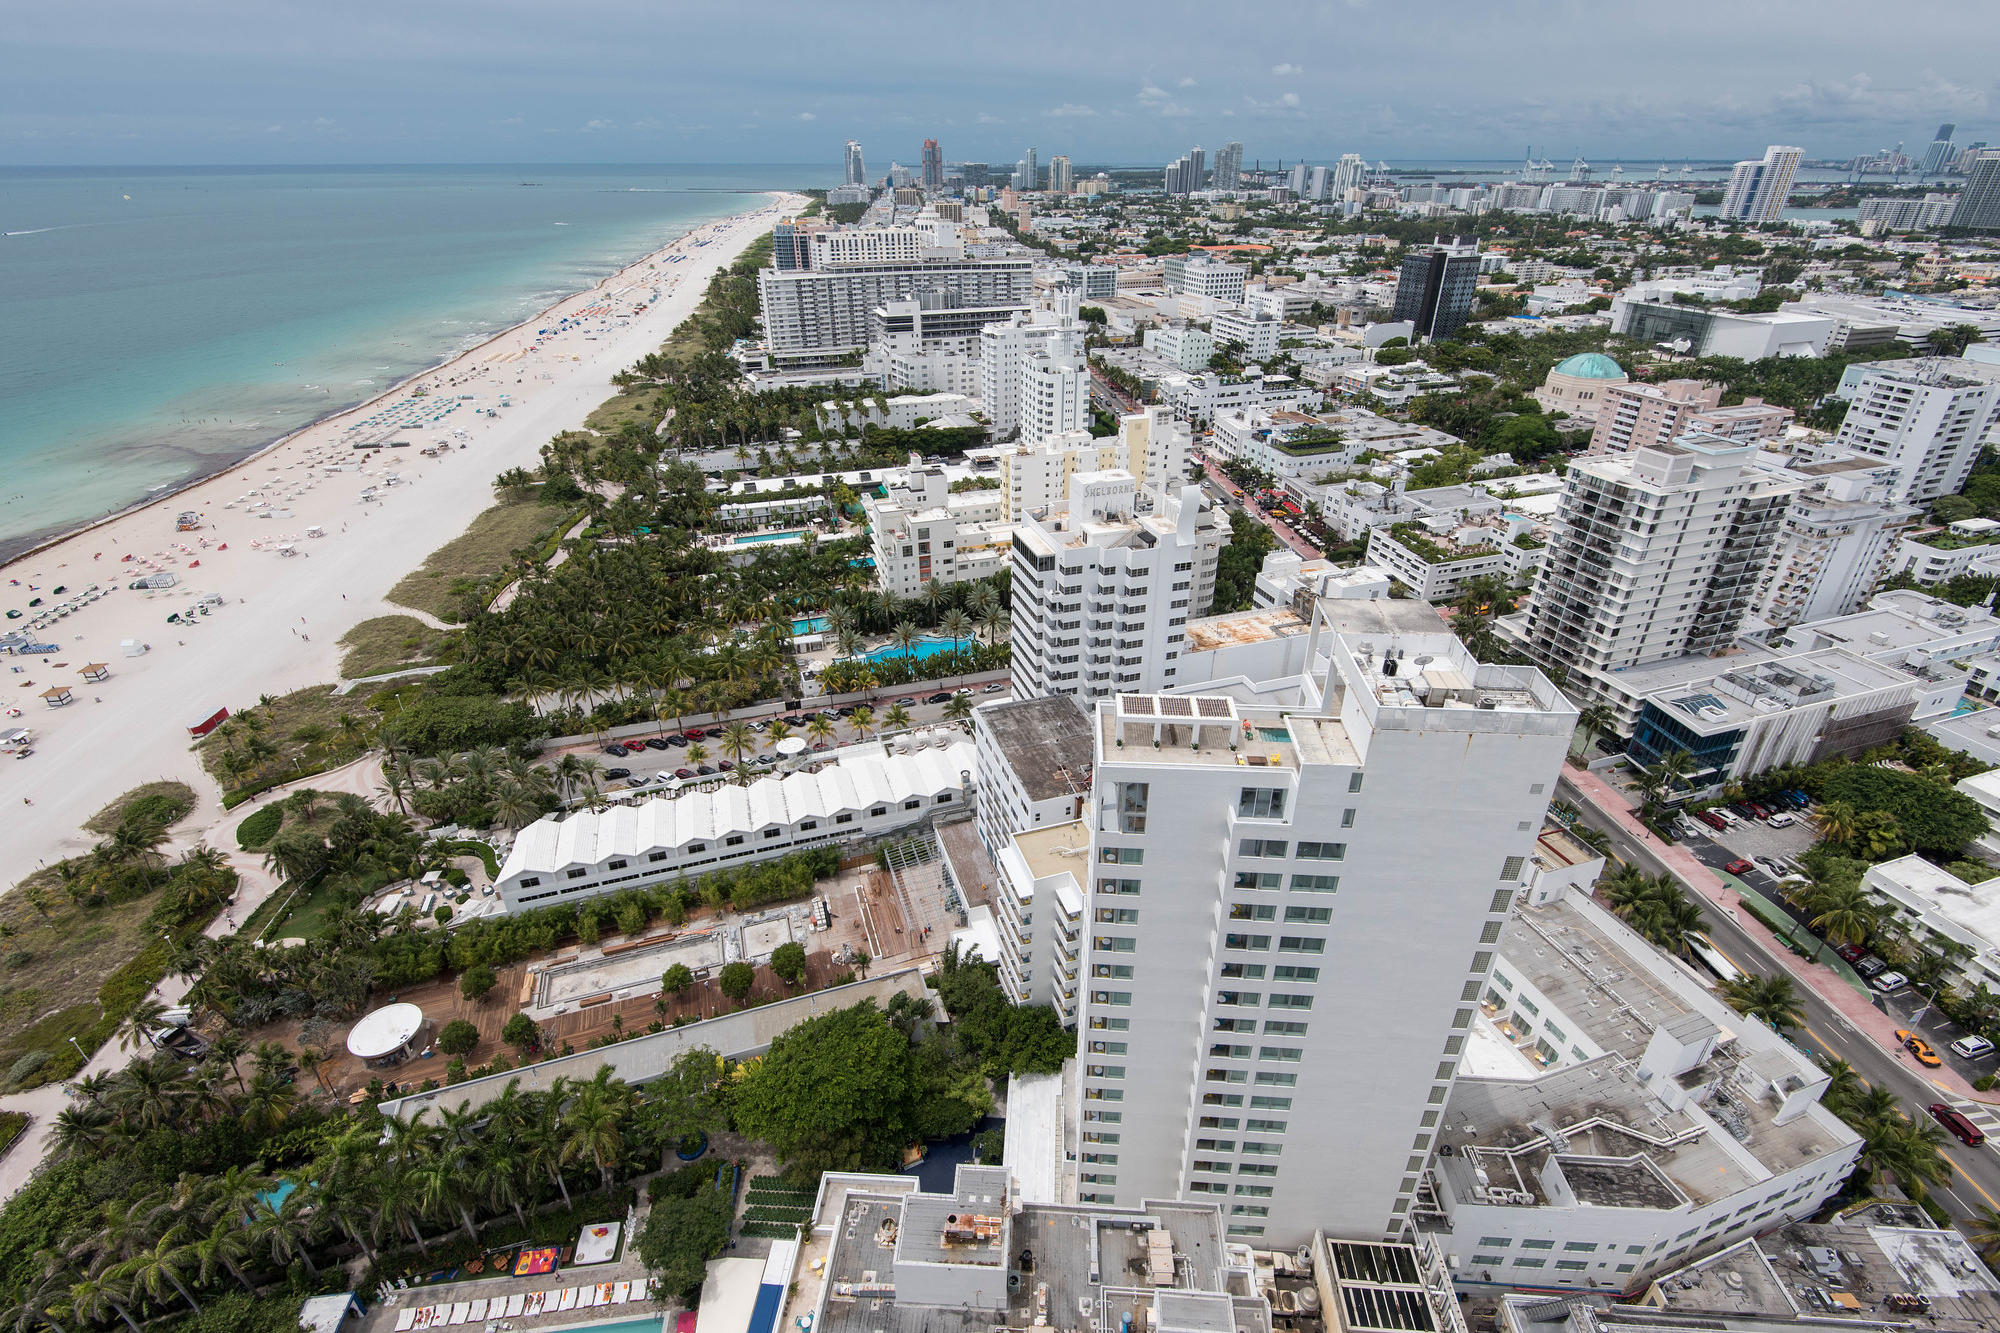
[731,1000,914,1173]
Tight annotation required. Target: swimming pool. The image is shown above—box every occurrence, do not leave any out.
[1254,726,1292,743]
[856,636,961,665]
[792,615,830,636]
[1951,697,1988,718]
[732,529,806,546]
[557,1317,664,1333]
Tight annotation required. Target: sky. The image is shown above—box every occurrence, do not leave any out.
[3,0,1994,168]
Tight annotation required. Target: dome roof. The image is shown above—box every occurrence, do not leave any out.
[1551,352,1627,380]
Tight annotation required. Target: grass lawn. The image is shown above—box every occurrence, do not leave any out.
[265,879,349,942]
[388,493,574,622]
[583,386,660,438]
[196,684,374,795]
[0,868,175,1088]
[339,614,453,680]
[83,780,199,836]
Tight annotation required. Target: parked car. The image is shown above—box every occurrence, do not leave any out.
[696,765,715,776]
[1697,810,1729,831]
[1754,856,1789,877]
[1897,1030,1942,1066]
[1834,943,1868,964]
[642,737,672,751]
[674,767,696,779]
[716,759,735,772]
[1854,955,1888,977]
[1928,1103,1986,1146]
[1870,970,1909,993]
[682,729,706,741]
[925,692,953,704]
[755,753,776,765]
[1949,1035,1996,1060]
[667,735,689,746]
[1724,858,1755,876]
[604,767,631,780]
[603,743,629,757]
[894,696,917,707]
[1766,812,1795,828]
[810,742,831,752]
[626,776,651,789]
[982,682,1005,693]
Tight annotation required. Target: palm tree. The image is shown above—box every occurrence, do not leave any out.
[1719,973,1808,1032]
[847,705,876,744]
[882,703,913,734]
[1965,1204,2000,1262]
[66,1268,141,1333]
[189,1219,257,1296]
[686,741,708,769]
[46,1107,116,1163]
[1817,1057,1864,1119]
[114,999,170,1055]
[561,1071,631,1193]
[940,608,974,652]
[890,621,921,663]
[1808,883,1878,960]
[128,1230,201,1316]
[805,715,836,749]
[765,720,793,750]
[1571,703,1615,759]
[209,1031,248,1093]
[491,781,544,831]
[719,722,756,772]
[1817,799,1860,849]
[943,693,973,726]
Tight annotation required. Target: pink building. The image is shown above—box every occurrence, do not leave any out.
[1588,379,1792,454]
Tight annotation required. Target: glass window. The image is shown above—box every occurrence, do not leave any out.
[1289,874,1339,893]
[1233,872,1281,891]
[1296,842,1345,861]
[1100,847,1143,865]
[1272,966,1319,982]
[1229,902,1276,920]
[1238,839,1288,858]
[1238,788,1286,820]
[1278,936,1324,954]
[1284,905,1332,923]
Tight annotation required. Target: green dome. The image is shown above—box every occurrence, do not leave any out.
[1552,352,1626,380]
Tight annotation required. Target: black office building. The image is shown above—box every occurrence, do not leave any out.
[1391,240,1480,341]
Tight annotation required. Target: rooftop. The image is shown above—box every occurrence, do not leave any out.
[1552,352,1628,380]
[1011,819,1092,883]
[1185,606,1310,652]
[1650,649,1917,733]
[977,694,1095,802]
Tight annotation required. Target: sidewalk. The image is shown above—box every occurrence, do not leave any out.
[1561,762,1998,1107]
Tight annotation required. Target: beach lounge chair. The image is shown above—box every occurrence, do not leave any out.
[558,1288,578,1310]
[502,1295,525,1317]
[394,1312,416,1332]
[448,1301,470,1324]
[467,1299,487,1320]
[613,1281,632,1304]
[599,1283,616,1304]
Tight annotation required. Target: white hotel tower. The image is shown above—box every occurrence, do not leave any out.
[1074,600,1576,1245]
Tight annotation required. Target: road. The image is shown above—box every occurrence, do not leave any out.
[1558,778,2000,1230]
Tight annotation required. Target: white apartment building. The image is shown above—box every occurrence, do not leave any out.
[1719,145,1802,224]
[815,392,977,432]
[863,465,1012,597]
[1019,356,1091,445]
[1889,520,2000,586]
[1163,255,1249,303]
[972,693,1096,855]
[1830,361,2000,503]
[1429,885,1861,1296]
[1159,370,1320,426]
[1211,308,1283,361]
[1523,437,1804,688]
[1364,516,1546,602]
[977,297,1087,440]
[1144,324,1216,373]
[996,409,1192,521]
[990,822,1086,1021]
[1010,472,1221,701]
[1862,853,2000,994]
[1074,598,1577,1244]
[1754,457,1918,627]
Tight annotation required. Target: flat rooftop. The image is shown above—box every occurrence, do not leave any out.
[1012,819,1091,883]
[1649,648,1915,732]
[978,694,1095,802]
[1186,606,1309,651]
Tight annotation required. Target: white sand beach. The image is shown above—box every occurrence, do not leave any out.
[0,192,802,880]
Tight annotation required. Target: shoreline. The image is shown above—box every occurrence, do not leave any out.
[0,202,758,571]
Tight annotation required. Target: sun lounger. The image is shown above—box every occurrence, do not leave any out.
[502,1295,525,1317]
[598,1283,616,1304]
[448,1301,470,1324]
[467,1299,487,1320]
[558,1288,577,1310]
[394,1312,416,1332]
[578,1287,598,1308]
[523,1292,544,1315]
[613,1281,632,1304]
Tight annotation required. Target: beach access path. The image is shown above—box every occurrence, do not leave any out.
[0,193,803,890]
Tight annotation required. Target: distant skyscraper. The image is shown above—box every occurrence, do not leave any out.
[1188,145,1205,189]
[1955,150,2000,231]
[1287,162,1308,197]
[921,138,944,191]
[1164,154,1194,195]
[1213,141,1244,191]
[844,140,866,187]
[1332,153,1365,199]
[1920,123,1958,177]
[1012,147,1040,191]
[1048,155,1073,195]
[1719,145,1802,224]
[1391,239,1480,341]
[1308,165,1330,201]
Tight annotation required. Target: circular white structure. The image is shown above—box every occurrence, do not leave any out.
[775,736,808,757]
[346,1002,425,1064]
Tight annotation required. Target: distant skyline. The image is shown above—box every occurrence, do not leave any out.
[3,0,1992,167]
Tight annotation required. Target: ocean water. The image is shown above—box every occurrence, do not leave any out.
[0,164,833,561]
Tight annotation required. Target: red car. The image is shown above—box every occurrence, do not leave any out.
[1724,859,1754,876]
[674,767,696,780]
[1835,943,1868,963]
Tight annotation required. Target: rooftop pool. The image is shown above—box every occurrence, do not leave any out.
[731,529,806,546]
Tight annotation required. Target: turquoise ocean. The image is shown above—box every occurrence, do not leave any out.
[0,164,833,562]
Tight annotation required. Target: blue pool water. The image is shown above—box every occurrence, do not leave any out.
[1504,512,1534,523]
[559,1318,664,1333]
[1254,726,1292,743]
[1951,698,1987,718]
[732,529,806,546]
[857,635,959,665]
[792,615,830,635]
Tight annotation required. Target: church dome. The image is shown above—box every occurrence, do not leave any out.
[1550,352,1626,380]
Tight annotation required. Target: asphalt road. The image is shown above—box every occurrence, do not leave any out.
[1557,778,2000,1229]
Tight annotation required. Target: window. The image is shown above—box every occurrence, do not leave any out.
[1555,1261,1588,1272]
[1480,920,1502,943]
[688,843,706,854]
[1099,878,1141,895]
[1199,1117,1238,1130]
[1101,847,1143,865]
[1272,966,1319,983]
[870,806,887,817]
[566,868,587,880]
[1489,889,1514,913]
[1219,963,1265,980]
[1229,902,1276,920]
[1233,872,1281,892]
[1205,1068,1247,1084]
[1227,1225,1266,1238]
[1217,992,1260,1007]
[607,860,627,871]
[1209,1045,1252,1060]
[1278,936,1324,953]
[519,876,541,888]
[1238,839,1287,858]
[1202,1093,1243,1108]
[1117,782,1150,834]
[1522,1239,1555,1250]
[1563,1242,1597,1252]
[1250,1095,1292,1110]
[764,826,783,838]
[1263,1020,1308,1037]
[1195,1138,1236,1152]
[1224,934,1270,952]
[648,851,668,863]
[1098,908,1140,924]
[835,812,854,825]
[725,835,744,847]
[1471,1255,1508,1268]
[1501,855,1525,881]
[1477,1237,1513,1249]
[1191,1160,1231,1174]
[1238,787,1286,819]
[1246,1117,1287,1133]
[1267,993,1313,1009]
[1259,1046,1302,1062]
[1341,808,1356,828]
[799,820,817,831]
[1285,905,1332,923]
[1236,1162,1278,1177]
[1513,1258,1547,1270]
[1349,772,1365,792]
[1289,874,1339,893]
[1296,842,1345,861]
[1254,1071,1297,1086]
[1231,1205,1269,1218]
[1234,1185,1274,1197]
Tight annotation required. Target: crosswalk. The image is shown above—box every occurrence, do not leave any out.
[1938,1093,2000,1139]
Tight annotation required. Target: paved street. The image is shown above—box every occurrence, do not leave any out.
[1557,770,2000,1230]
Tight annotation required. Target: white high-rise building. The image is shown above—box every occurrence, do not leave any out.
[1019,356,1091,445]
[1073,598,1577,1242]
[1755,458,1920,628]
[1213,142,1244,192]
[1307,165,1330,201]
[1048,155,1073,195]
[1010,471,1221,700]
[1287,162,1308,197]
[1831,361,2000,503]
[1719,145,1802,224]
[844,140,866,187]
[999,408,1194,520]
[978,294,1086,440]
[1522,437,1804,686]
[1332,153,1366,199]
[862,464,1012,596]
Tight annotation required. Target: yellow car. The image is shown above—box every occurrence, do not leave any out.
[1897,1029,1942,1067]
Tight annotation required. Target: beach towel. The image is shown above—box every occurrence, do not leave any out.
[614,1280,632,1304]
[524,1292,544,1315]
[503,1294,525,1317]
[394,1312,416,1332]
[468,1299,487,1320]
[599,1282,617,1304]
[559,1287,578,1310]
[637,1277,655,1300]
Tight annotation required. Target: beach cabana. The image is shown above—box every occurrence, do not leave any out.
[346,1002,426,1068]
[77,663,109,683]
[40,685,74,708]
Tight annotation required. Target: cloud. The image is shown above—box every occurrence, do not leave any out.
[580,118,614,132]
[1046,103,1097,118]
[976,111,1006,125]
[493,115,524,126]
[1137,82,1168,105]
[1272,63,1303,76]
[1156,101,1194,118]
[1177,76,1198,88]
[796,111,816,120]
[1281,91,1301,107]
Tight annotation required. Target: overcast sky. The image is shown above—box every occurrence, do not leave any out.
[4,0,1992,167]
